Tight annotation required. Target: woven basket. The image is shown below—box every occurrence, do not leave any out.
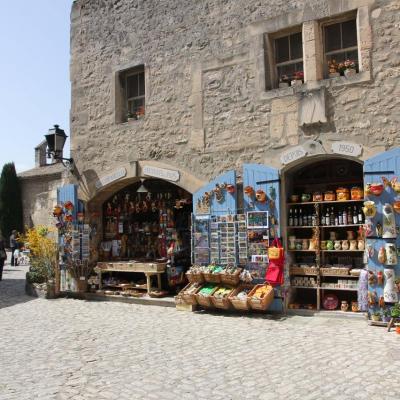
[186,272,205,284]
[179,283,202,305]
[248,284,274,311]
[220,268,242,286]
[195,287,218,308]
[211,287,234,310]
[203,272,221,284]
[320,268,349,276]
[228,285,254,311]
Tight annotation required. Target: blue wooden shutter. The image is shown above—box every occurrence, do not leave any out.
[364,148,400,314]
[243,164,282,312]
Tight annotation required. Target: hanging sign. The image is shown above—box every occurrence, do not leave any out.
[95,167,127,189]
[331,142,362,157]
[143,165,180,182]
[280,146,307,165]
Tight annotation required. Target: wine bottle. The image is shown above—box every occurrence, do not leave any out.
[289,208,293,226]
[358,207,363,224]
[294,208,298,226]
[325,208,329,226]
[299,208,303,226]
[347,207,352,225]
[307,212,312,226]
[343,208,348,225]
[330,207,335,226]
[353,206,358,224]
[338,208,343,225]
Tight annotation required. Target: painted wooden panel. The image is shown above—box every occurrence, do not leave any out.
[192,170,237,216]
[364,148,400,314]
[242,163,280,237]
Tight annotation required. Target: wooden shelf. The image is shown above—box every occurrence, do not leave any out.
[321,274,359,278]
[320,286,358,291]
[291,286,318,290]
[287,224,363,228]
[287,250,317,252]
[287,200,364,206]
[322,250,364,253]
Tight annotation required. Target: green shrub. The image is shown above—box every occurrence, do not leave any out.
[26,259,48,284]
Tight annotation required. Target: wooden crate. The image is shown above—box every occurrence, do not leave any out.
[248,284,274,311]
[211,287,235,310]
[228,285,254,311]
[195,286,218,308]
[179,282,202,305]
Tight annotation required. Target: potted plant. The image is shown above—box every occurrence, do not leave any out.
[278,74,290,88]
[328,60,340,78]
[343,59,357,78]
[371,311,381,321]
[127,111,136,121]
[291,71,304,87]
[66,258,93,293]
[391,303,400,318]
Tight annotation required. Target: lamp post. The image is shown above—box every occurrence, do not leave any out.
[44,125,73,169]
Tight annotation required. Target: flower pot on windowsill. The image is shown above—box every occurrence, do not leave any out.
[344,68,357,78]
[291,79,303,87]
[329,72,340,78]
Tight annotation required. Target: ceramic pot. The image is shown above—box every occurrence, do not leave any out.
[324,191,335,201]
[385,243,398,265]
[329,231,337,241]
[334,240,342,251]
[378,246,386,264]
[336,187,350,201]
[351,301,359,312]
[350,240,357,250]
[244,186,254,197]
[255,190,267,203]
[326,240,334,250]
[369,183,384,196]
[301,193,311,202]
[302,239,309,250]
[320,241,327,250]
[393,181,400,193]
[290,194,300,202]
[312,192,323,202]
[371,314,381,322]
[347,231,355,240]
[288,236,296,250]
[341,240,350,250]
[350,187,364,200]
[393,200,400,214]
[363,201,377,218]
[341,301,349,312]
[382,203,397,238]
[295,240,303,250]
[384,269,398,302]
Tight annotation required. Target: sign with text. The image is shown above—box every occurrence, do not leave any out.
[331,142,362,157]
[280,146,307,165]
[143,165,180,182]
[95,167,127,189]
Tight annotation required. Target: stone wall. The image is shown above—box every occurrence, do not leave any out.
[70,0,400,195]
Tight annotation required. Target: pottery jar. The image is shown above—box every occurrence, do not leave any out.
[290,194,300,203]
[350,187,364,200]
[336,187,350,201]
[334,240,342,251]
[341,240,350,250]
[320,241,327,250]
[312,192,323,202]
[346,230,355,240]
[351,301,359,312]
[324,191,336,201]
[288,236,296,250]
[301,193,311,202]
[341,301,349,312]
[295,240,303,250]
[329,231,337,241]
[393,200,400,214]
[369,183,384,196]
[326,240,334,250]
[362,201,377,218]
[350,240,357,250]
[302,239,309,250]
[385,243,398,265]
[382,203,397,238]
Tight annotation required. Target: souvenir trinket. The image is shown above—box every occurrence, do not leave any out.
[358,239,365,251]
[393,199,400,214]
[341,240,349,250]
[351,301,359,312]
[368,291,377,306]
[368,271,376,285]
[350,187,363,200]
[334,240,342,250]
[385,243,397,265]
[226,184,235,194]
[362,201,377,218]
[341,301,349,312]
[244,186,254,197]
[377,271,384,286]
[269,186,277,200]
[255,189,267,203]
[290,194,300,202]
[336,187,350,201]
[384,269,398,302]
[376,223,383,237]
[382,203,396,238]
[378,246,386,264]
[350,240,357,250]
[324,191,335,201]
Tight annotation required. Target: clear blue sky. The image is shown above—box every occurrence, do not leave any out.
[0,1,72,173]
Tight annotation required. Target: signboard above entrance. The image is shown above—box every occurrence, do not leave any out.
[331,142,363,157]
[143,165,180,182]
[280,146,308,165]
[95,167,127,189]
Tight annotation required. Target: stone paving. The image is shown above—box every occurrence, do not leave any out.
[0,259,399,400]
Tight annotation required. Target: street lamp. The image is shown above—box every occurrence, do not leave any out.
[44,125,73,168]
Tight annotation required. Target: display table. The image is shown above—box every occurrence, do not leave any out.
[95,261,167,294]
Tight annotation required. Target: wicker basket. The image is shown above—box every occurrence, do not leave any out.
[320,268,349,276]
[228,285,254,311]
[195,286,218,308]
[186,272,205,284]
[203,272,221,284]
[220,268,242,286]
[211,287,234,310]
[290,266,318,276]
[248,284,274,311]
[179,283,202,305]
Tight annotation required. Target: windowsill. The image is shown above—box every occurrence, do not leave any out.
[260,70,371,100]
[118,117,146,125]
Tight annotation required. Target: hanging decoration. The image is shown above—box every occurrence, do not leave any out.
[362,201,377,218]
[255,189,267,203]
[365,183,384,196]
[244,186,255,197]
[226,184,235,194]
[382,203,397,238]
[377,271,384,286]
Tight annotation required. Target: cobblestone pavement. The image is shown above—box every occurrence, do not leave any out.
[1,261,399,400]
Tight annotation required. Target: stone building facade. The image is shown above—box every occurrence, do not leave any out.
[69,0,399,203]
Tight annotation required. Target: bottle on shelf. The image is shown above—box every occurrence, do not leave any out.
[307,212,312,227]
[299,208,303,226]
[330,207,335,226]
[338,209,343,225]
[347,207,352,225]
[294,209,298,226]
[342,208,348,225]
[289,208,293,226]
[312,211,318,227]
[324,208,329,226]
[358,207,363,224]
[352,206,358,225]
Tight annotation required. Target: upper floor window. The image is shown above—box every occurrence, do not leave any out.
[274,31,304,87]
[125,67,145,119]
[323,18,358,77]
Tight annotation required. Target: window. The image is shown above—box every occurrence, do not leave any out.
[125,67,145,118]
[324,18,358,75]
[274,31,303,85]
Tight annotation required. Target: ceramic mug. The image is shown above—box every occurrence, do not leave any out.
[288,236,296,250]
[296,240,303,250]
[334,240,342,251]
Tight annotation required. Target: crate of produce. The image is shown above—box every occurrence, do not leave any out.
[228,285,254,311]
[220,266,242,286]
[195,284,218,308]
[179,282,203,305]
[248,284,274,311]
[203,265,224,283]
[211,286,235,310]
[186,266,205,284]
[320,267,349,276]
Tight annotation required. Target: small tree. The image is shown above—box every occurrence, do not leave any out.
[0,162,23,242]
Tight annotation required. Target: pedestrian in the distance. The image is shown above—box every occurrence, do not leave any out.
[9,230,18,266]
[0,234,7,280]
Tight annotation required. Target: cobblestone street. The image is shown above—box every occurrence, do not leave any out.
[0,261,399,400]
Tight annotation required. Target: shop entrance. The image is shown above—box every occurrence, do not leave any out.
[97,179,192,296]
[283,157,365,312]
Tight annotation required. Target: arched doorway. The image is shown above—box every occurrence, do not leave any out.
[281,156,364,312]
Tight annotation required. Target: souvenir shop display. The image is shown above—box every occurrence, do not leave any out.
[246,211,269,260]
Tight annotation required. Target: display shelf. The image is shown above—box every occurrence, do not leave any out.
[287,199,364,206]
[320,286,358,291]
[287,250,318,252]
[322,250,364,253]
[291,286,318,290]
[321,274,359,278]
[287,224,362,228]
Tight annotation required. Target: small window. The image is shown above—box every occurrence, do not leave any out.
[125,68,145,119]
[324,18,358,77]
[274,31,304,86]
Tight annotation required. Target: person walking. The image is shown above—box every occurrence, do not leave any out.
[0,234,6,280]
[9,230,18,266]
